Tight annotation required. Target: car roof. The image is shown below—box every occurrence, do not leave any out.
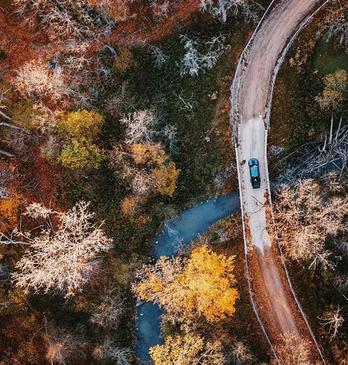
[250,165,259,177]
[248,158,259,165]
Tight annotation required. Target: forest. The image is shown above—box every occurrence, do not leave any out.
[0,0,347,364]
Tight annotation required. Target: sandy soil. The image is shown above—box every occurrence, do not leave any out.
[231,0,327,362]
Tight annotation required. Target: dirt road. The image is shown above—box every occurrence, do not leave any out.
[231,0,328,362]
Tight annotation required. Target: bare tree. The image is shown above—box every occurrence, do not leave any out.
[274,120,348,186]
[13,201,112,297]
[0,86,12,121]
[13,60,69,101]
[121,109,158,145]
[271,332,312,365]
[93,339,133,365]
[180,36,201,76]
[45,327,86,365]
[326,14,348,52]
[90,289,125,329]
[275,178,347,270]
[150,0,171,19]
[131,169,155,196]
[180,35,226,77]
[200,0,261,23]
[319,306,345,340]
[1,127,34,161]
[229,341,254,364]
[0,263,10,285]
[14,0,114,41]
[150,45,169,68]
[0,166,12,199]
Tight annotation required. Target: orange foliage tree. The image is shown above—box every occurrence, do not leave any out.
[133,246,238,323]
[130,143,180,197]
[110,143,180,198]
[150,333,225,365]
[152,162,180,197]
[0,192,22,231]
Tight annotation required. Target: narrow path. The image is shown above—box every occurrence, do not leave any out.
[231,0,329,362]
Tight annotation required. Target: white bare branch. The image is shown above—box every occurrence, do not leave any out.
[319,306,344,339]
[13,201,112,297]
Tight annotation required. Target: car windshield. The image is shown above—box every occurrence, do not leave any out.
[250,165,259,178]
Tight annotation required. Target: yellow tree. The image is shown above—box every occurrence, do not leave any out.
[114,47,136,72]
[150,333,225,365]
[152,162,180,197]
[133,246,238,323]
[58,110,105,170]
[130,143,166,165]
[129,143,180,197]
[59,110,103,140]
[315,69,347,112]
[59,138,104,170]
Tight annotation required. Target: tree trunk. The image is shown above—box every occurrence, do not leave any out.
[0,149,15,158]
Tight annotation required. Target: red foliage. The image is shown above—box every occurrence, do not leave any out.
[0,9,49,79]
[89,0,201,53]
[29,146,67,209]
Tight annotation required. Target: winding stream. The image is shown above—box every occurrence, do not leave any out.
[135,193,240,364]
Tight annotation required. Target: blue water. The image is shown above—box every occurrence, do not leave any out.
[135,193,240,364]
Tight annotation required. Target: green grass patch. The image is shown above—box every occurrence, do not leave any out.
[312,37,348,75]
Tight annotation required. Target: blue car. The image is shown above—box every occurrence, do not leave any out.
[248,158,261,189]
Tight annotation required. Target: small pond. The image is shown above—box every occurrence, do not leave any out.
[135,193,240,364]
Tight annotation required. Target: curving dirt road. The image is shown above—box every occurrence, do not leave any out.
[231,0,329,362]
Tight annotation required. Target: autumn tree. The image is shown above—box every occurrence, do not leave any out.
[130,143,166,165]
[114,47,136,72]
[120,195,139,218]
[275,178,347,270]
[11,101,61,132]
[133,246,238,323]
[59,110,103,139]
[109,143,180,198]
[93,339,133,365]
[104,0,131,22]
[90,289,125,329]
[152,162,180,197]
[121,109,158,145]
[45,327,87,365]
[59,138,104,169]
[13,201,112,297]
[200,0,261,23]
[13,60,69,101]
[58,110,105,170]
[130,143,180,197]
[271,332,313,365]
[14,0,114,41]
[0,193,21,231]
[229,341,254,364]
[0,166,22,231]
[315,69,347,113]
[150,333,225,365]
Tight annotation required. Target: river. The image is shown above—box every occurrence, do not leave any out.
[135,193,240,364]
